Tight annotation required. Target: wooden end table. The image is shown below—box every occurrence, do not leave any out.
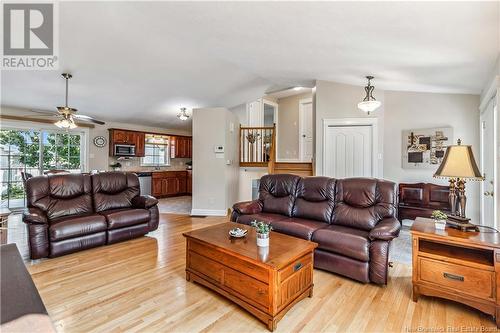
[411,217,500,327]
[183,223,318,331]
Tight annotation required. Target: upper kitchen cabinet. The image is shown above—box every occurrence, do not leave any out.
[109,129,145,157]
[171,136,192,158]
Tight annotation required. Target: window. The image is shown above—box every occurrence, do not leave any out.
[141,135,170,167]
[0,128,84,209]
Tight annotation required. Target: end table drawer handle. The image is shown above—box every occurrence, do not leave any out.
[294,262,303,272]
[443,272,464,282]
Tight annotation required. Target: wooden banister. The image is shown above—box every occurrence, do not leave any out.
[268,124,276,174]
[239,124,275,167]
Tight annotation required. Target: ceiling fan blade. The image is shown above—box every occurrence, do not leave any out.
[73,114,106,125]
[30,108,59,115]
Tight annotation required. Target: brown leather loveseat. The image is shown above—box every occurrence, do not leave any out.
[23,172,159,259]
[231,174,400,284]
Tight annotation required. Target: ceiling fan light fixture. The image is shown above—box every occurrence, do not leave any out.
[177,107,190,121]
[54,115,77,129]
[358,76,381,114]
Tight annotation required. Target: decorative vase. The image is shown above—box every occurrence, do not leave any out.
[256,232,269,247]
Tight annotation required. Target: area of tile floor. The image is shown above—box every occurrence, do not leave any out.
[157,196,192,214]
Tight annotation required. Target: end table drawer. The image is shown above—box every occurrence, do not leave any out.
[419,257,494,300]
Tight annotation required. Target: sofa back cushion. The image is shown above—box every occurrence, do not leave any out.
[259,174,300,217]
[92,172,139,212]
[332,178,397,231]
[26,174,93,220]
[293,177,335,223]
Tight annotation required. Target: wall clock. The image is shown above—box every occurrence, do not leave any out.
[93,136,107,148]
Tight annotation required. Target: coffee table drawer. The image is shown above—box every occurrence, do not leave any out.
[188,251,224,284]
[224,269,269,307]
[189,240,269,283]
[418,257,494,300]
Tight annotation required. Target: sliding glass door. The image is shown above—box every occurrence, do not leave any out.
[0,128,85,209]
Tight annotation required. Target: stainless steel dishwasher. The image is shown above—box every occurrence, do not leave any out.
[136,172,152,196]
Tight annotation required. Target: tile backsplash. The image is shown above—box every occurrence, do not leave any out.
[108,157,191,171]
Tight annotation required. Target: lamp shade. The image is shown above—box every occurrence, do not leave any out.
[433,140,483,180]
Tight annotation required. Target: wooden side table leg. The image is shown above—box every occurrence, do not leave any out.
[495,307,500,328]
[412,285,419,302]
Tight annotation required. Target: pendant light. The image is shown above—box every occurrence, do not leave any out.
[177,107,190,121]
[357,76,381,115]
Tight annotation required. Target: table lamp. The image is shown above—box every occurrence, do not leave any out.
[433,139,483,223]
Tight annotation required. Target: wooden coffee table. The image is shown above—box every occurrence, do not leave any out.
[183,223,318,331]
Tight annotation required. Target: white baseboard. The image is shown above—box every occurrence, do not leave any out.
[190,209,227,217]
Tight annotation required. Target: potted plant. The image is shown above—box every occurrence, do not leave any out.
[431,210,447,230]
[251,220,272,247]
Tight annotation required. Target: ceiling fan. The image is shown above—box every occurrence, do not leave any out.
[31,73,105,129]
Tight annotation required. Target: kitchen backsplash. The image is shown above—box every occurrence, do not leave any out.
[108,157,191,171]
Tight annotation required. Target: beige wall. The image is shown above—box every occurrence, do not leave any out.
[384,91,481,221]
[276,92,312,161]
[314,81,481,221]
[191,107,239,216]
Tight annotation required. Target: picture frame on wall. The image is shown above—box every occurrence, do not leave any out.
[402,127,453,169]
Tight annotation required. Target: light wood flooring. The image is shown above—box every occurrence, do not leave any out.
[26,214,497,332]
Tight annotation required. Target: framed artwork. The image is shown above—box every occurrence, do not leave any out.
[402,127,453,169]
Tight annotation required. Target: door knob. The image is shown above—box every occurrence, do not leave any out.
[484,191,494,197]
[302,134,306,138]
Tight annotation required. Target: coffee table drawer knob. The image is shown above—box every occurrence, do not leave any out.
[294,262,303,272]
[443,272,464,282]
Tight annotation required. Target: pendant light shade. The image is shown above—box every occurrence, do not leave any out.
[358,76,381,114]
[177,107,190,121]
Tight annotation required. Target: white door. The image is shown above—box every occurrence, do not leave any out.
[324,125,372,178]
[480,99,497,227]
[299,99,313,162]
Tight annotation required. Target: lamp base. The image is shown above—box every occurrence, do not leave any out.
[446,219,478,232]
[447,215,471,224]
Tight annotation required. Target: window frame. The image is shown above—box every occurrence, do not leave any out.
[141,135,171,167]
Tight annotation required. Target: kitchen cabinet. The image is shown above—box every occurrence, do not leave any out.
[171,136,192,159]
[109,129,145,157]
[152,171,189,197]
[187,170,192,194]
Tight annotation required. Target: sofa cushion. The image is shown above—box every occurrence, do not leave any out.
[26,174,93,221]
[49,214,107,241]
[271,218,326,240]
[332,178,397,231]
[92,172,140,212]
[312,225,370,262]
[293,177,335,223]
[236,213,288,226]
[259,174,300,217]
[100,208,150,230]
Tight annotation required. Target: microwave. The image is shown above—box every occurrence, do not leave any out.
[114,144,136,156]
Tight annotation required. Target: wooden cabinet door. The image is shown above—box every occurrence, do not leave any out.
[165,177,178,195]
[135,132,145,157]
[152,178,163,197]
[176,137,184,158]
[178,177,187,194]
[187,137,192,158]
[113,130,129,144]
[187,171,192,194]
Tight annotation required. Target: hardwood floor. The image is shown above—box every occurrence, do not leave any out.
[26,214,497,332]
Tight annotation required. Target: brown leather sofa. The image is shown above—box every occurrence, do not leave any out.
[231,174,400,284]
[23,172,159,259]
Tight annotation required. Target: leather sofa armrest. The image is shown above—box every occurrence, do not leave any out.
[132,195,159,209]
[23,207,48,225]
[369,217,401,241]
[232,200,262,215]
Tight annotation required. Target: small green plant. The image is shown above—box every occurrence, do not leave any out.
[431,210,448,221]
[251,220,272,234]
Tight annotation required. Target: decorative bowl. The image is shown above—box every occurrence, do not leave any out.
[229,228,248,238]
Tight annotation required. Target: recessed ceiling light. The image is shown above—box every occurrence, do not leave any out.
[293,87,302,91]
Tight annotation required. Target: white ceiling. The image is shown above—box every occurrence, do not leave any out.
[1,1,498,130]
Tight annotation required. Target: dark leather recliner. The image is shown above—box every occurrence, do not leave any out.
[23,172,159,259]
[231,174,400,285]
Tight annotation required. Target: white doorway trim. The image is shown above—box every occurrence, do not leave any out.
[263,99,279,161]
[299,97,313,162]
[322,118,379,178]
[479,96,498,228]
